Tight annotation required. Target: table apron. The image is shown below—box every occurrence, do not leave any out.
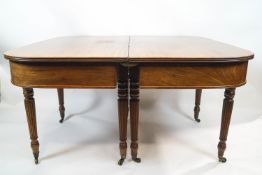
[10,62,117,88]
[139,62,248,89]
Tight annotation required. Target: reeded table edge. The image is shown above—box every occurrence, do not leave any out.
[4,55,128,63]
[4,55,254,63]
[127,55,254,63]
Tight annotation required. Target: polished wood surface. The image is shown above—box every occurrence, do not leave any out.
[10,62,117,88]
[139,62,248,88]
[4,36,129,62]
[129,36,254,62]
[4,36,254,63]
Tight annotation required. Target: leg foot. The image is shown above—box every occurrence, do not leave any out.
[34,152,39,164]
[219,157,227,163]
[35,159,39,164]
[59,118,64,123]
[33,152,39,164]
[132,157,141,163]
[118,158,125,165]
[195,118,201,123]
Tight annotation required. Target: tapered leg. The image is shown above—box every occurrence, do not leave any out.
[117,65,129,165]
[129,66,141,163]
[23,88,40,164]
[217,88,235,163]
[194,89,202,122]
[57,88,65,123]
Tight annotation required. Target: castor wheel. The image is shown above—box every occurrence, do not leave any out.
[219,157,227,163]
[195,118,201,123]
[59,119,64,123]
[132,157,141,163]
[118,158,125,165]
[34,158,39,164]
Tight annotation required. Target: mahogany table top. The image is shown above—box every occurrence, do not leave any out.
[4,36,254,63]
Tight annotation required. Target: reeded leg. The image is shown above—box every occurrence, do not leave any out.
[57,88,65,123]
[217,88,235,163]
[194,89,202,122]
[23,88,40,164]
[129,66,141,163]
[117,65,128,165]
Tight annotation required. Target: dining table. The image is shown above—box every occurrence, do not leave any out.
[127,36,254,163]
[4,36,254,165]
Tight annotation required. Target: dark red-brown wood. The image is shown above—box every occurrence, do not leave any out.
[23,88,39,164]
[139,62,248,88]
[217,88,235,162]
[117,65,129,165]
[10,62,117,88]
[129,65,141,163]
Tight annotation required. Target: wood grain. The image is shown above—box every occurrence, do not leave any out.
[5,36,254,63]
[129,36,254,62]
[139,62,248,88]
[4,36,129,62]
[10,62,117,88]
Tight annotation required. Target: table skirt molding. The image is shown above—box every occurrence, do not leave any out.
[9,61,248,89]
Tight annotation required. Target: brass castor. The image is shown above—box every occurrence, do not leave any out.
[219,157,227,163]
[33,152,39,164]
[132,157,141,163]
[195,118,201,123]
[118,158,125,165]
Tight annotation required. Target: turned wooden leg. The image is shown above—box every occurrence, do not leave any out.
[23,88,40,164]
[217,88,235,163]
[57,88,65,123]
[194,89,202,122]
[117,65,129,165]
[129,66,141,163]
